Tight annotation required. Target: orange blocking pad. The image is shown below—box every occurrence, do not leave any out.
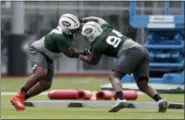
[48,90,138,100]
[95,90,113,100]
[76,90,93,100]
[48,90,93,100]
[113,91,138,100]
[48,90,79,100]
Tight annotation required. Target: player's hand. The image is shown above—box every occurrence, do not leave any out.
[84,47,91,55]
[68,48,79,58]
[78,47,91,55]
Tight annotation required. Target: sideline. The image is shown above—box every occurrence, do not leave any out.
[1,92,48,95]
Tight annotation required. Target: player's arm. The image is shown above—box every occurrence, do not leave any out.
[63,48,79,58]
[56,38,79,58]
[79,54,101,65]
[79,47,102,65]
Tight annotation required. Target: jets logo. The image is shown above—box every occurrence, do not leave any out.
[84,28,93,34]
[62,21,71,27]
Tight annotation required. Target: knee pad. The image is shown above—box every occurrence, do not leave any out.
[137,76,149,82]
[136,80,148,92]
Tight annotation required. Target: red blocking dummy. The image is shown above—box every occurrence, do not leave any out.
[113,91,138,100]
[95,90,113,100]
[48,90,78,100]
[76,90,93,100]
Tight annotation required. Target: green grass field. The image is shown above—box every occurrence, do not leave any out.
[1,77,184,119]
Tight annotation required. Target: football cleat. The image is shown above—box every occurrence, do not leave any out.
[158,99,168,113]
[109,99,128,112]
[10,90,25,111]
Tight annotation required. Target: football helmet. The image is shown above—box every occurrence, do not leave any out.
[81,21,103,42]
[58,13,80,35]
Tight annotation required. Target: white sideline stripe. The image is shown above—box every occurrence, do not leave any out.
[1,92,48,95]
[24,101,185,109]
[1,91,144,95]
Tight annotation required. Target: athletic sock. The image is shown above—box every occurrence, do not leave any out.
[153,94,162,102]
[21,87,28,94]
[116,91,124,100]
[20,87,30,100]
[25,94,30,99]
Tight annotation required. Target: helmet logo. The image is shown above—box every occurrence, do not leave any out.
[62,21,71,27]
[84,28,92,34]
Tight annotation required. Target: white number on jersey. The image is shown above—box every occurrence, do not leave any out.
[106,36,121,48]
[106,29,122,48]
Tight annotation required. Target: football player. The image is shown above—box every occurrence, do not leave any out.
[79,16,168,113]
[10,13,81,111]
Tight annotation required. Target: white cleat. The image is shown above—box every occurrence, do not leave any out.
[109,99,128,112]
[158,99,168,113]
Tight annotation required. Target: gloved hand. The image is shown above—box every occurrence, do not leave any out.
[68,48,79,58]
[78,47,91,55]
[84,47,91,55]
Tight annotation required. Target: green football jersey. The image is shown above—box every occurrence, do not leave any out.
[44,26,74,53]
[90,24,129,58]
